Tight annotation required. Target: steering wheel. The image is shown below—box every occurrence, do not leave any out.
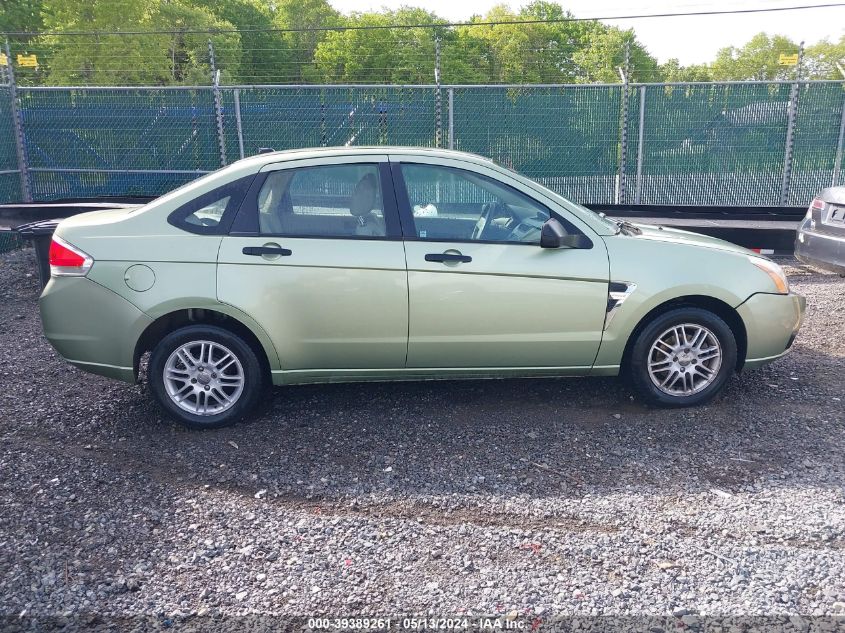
[471,202,501,240]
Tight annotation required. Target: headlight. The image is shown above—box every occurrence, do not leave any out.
[749,256,789,294]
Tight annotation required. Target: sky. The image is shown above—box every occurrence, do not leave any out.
[327,0,845,65]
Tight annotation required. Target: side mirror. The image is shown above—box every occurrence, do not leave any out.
[540,218,592,249]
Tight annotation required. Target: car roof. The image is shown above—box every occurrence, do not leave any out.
[234,146,495,169]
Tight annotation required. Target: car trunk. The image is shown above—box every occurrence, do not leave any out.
[813,187,845,238]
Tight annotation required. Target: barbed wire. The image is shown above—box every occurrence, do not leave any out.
[1,19,833,88]
[3,2,843,36]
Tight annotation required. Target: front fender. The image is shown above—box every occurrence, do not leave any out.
[592,234,772,371]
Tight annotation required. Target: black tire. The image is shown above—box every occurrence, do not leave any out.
[148,325,265,429]
[628,307,738,408]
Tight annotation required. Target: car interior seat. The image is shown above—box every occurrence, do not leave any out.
[349,173,385,237]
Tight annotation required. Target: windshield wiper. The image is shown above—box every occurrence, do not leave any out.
[614,219,642,236]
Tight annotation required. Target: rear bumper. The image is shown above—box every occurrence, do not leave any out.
[39,275,152,383]
[737,292,806,370]
[795,220,845,274]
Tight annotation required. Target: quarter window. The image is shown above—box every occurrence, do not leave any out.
[168,175,253,235]
[257,164,387,238]
[184,196,230,228]
[399,163,579,244]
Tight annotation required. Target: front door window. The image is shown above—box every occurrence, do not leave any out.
[399,163,581,244]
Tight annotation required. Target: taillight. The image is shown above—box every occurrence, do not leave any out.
[49,236,93,277]
[806,197,825,220]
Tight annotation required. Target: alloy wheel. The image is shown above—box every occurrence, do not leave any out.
[647,323,722,396]
[163,340,245,416]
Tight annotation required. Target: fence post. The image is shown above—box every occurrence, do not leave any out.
[616,42,631,205]
[448,87,455,150]
[434,35,442,149]
[832,92,845,187]
[780,41,804,206]
[634,85,646,204]
[208,39,227,168]
[5,39,32,202]
[233,88,245,159]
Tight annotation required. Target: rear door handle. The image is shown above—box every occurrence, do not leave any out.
[425,253,472,263]
[242,245,292,257]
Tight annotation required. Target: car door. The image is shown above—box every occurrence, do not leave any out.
[391,156,609,370]
[217,156,408,377]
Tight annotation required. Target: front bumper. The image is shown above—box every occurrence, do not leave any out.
[736,292,806,370]
[39,276,153,382]
[795,219,845,275]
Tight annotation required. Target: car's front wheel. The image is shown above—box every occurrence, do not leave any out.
[148,325,264,429]
[628,307,738,407]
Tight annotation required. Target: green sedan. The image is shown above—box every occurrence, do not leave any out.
[40,148,805,428]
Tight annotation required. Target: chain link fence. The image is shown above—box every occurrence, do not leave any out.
[0,85,22,204]
[1,81,844,206]
[450,85,624,205]
[623,82,845,206]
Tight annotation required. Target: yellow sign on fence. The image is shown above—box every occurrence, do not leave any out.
[17,54,38,68]
[0,53,7,67]
[778,53,799,66]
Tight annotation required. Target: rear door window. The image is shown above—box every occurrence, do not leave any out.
[256,164,389,238]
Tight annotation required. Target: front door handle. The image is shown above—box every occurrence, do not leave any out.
[242,245,292,257]
[425,252,472,263]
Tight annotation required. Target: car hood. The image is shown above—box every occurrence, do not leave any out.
[627,223,757,257]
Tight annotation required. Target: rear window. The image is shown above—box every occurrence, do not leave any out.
[167,175,254,235]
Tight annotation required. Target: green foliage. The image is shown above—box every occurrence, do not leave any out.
[313,8,443,84]
[274,0,343,83]
[659,59,712,82]
[192,0,280,83]
[710,32,800,81]
[3,0,844,86]
[450,3,654,84]
[805,35,845,79]
[34,0,239,85]
[0,0,44,35]
[571,24,658,83]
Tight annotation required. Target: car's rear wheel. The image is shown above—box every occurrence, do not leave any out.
[628,307,737,407]
[148,325,264,429]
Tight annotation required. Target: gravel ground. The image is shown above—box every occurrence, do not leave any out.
[0,246,844,628]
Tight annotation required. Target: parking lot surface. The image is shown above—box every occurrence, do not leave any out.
[1,248,843,623]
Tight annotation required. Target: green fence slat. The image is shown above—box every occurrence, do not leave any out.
[0,82,843,205]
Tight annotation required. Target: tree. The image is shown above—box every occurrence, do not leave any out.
[571,24,658,83]
[151,3,241,85]
[37,0,240,85]
[804,35,845,79]
[274,0,343,83]
[6,0,839,87]
[37,0,162,85]
[452,2,594,83]
[1,0,46,84]
[458,4,658,85]
[312,8,443,84]
[710,32,800,81]
[193,0,283,83]
[0,0,44,36]
[659,58,712,82]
